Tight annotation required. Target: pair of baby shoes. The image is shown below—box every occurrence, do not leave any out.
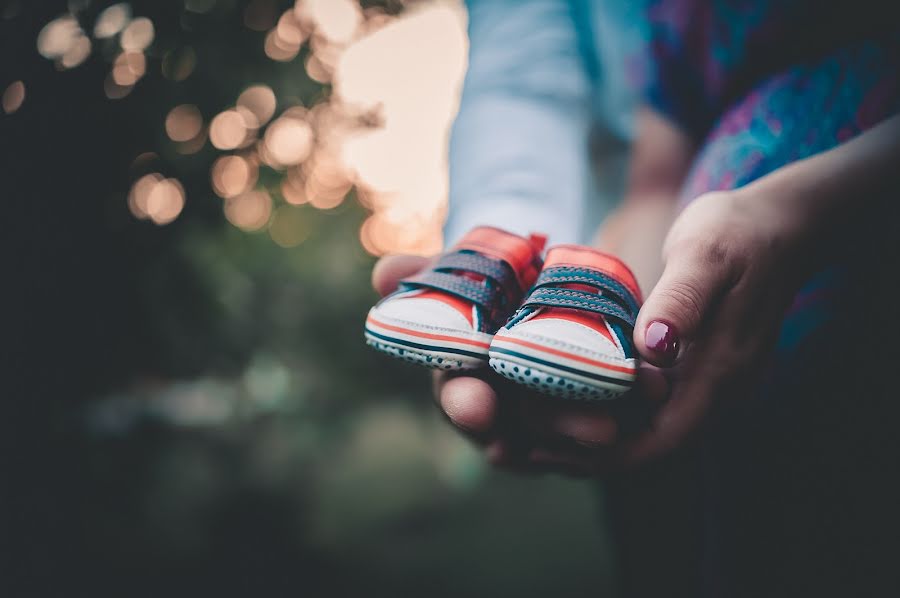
[365,227,642,401]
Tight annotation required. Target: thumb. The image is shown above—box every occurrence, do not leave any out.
[634,245,730,367]
[371,254,432,297]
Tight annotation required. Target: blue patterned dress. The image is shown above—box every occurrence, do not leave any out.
[621,0,900,352]
[609,3,900,595]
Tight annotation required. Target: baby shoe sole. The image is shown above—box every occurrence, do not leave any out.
[488,337,636,401]
[365,313,491,370]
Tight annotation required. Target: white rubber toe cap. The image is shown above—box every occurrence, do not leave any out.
[372,291,473,332]
[502,316,624,360]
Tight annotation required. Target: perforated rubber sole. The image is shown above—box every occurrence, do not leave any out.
[488,354,631,401]
[365,334,487,371]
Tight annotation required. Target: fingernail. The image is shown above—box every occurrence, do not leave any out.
[645,320,679,364]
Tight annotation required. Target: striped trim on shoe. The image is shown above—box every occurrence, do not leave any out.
[490,332,637,383]
[364,312,493,369]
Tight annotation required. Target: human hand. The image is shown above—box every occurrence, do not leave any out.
[617,187,820,464]
[371,183,816,473]
[371,254,667,475]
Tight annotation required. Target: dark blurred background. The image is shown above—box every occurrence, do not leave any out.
[1,1,619,596]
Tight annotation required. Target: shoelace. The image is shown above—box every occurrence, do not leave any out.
[397,250,522,331]
[507,266,640,329]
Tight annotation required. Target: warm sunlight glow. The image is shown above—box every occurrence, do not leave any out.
[110,0,469,254]
[300,0,362,45]
[334,1,468,255]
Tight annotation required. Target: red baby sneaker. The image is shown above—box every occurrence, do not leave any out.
[365,226,546,370]
[489,245,642,400]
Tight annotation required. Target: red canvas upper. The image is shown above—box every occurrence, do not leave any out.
[541,245,642,302]
[527,245,642,343]
[406,227,546,329]
[454,226,546,292]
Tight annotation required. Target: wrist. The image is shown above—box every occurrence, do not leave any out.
[732,174,832,281]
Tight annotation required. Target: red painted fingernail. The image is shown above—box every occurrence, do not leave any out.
[645,320,679,364]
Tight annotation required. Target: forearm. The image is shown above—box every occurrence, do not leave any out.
[595,107,695,292]
[740,115,900,267]
[624,107,697,203]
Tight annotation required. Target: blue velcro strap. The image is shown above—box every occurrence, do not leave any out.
[433,251,519,293]
[398,250,521,314]
[533,267,640,314]
[520,287,636,328]
[400,271,496,307]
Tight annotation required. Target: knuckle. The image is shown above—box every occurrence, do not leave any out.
[692,238,731,266]
[656,278,707,324]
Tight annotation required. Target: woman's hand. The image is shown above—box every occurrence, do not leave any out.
[496,185,818,472]
[621,114,900,464]
[618,187,816,463]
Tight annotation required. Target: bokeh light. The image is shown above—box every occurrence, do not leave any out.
[224,190,273,231]
[175,127,208,155]
[209,110,248,150]
[237,85,277,128]
[60,34,91,69]
[146,178,186,225]
[128,173,186,225]
[2,80,25,114]
[304,54,331,84]
[264,28,301,62]
[165,104,203,143]
[211,155,258,198]
[276,9,306,46]
[263,115,314,167]
[280,176,308,205]
[37,15,82,59]
[105,0,468,255]
[128,172,162,219]
[112,51,146,86]
[302,0,362,45]
[120,17,155,52]
[94,3,131,39]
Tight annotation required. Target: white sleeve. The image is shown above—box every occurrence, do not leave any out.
[445,0,598,246]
